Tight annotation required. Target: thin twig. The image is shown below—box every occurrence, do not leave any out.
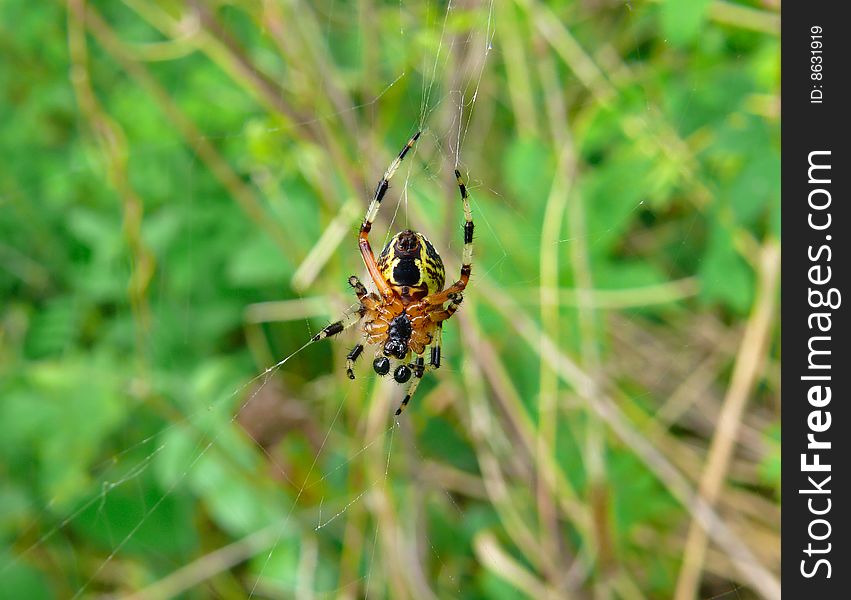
[478,280,781,600]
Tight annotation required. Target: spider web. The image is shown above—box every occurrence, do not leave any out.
[0,0,780,598]
[3,1,496,598]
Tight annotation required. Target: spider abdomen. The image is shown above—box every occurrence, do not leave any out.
[377,230,445,302]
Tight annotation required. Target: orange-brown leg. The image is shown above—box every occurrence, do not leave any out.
[427,293,464,323]
[358,131,421,298]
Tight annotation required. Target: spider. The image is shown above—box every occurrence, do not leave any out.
[308,131,473,415]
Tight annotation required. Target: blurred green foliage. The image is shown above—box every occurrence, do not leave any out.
[1,0,779,598]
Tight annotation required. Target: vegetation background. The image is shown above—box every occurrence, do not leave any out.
[1,0,780,598]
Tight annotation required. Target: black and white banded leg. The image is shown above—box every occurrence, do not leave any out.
[456,169,474,282]
[310,303,364,343]
[446,292,464,315]
[348,275,369,301]
[360,131,421,236]
[358,132,422,299]
[394,324,445,415]
[346,334,369,380]
[395,355,427,416]
[430,324,443,370]
[421,169,473,306]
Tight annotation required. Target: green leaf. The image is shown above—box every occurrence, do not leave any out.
[247,534,303,592]
[728,151,780,226]
[0,557,52,600]
[226,231,292,287]
[582,155,650,255]
[503,136,554,218]
[479,569,527,600]
[23,297,79,359]
[698,222,754,314]
[71,478,198,558]
[660,0,713,47]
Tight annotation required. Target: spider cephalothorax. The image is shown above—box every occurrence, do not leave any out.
[384,313,413,359]
[310,131,473,415]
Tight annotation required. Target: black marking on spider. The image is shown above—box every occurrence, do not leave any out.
[464,221,474,244]
[374,180,390,203]
[393,259,421,287]
[412,356,425,378]
[396,395,411,415]
[347,344,363,361]
[399,131,421,159]
[348,275,367,295]
[430,345,441,369]
[423,238,441,264]
[313,321,344,341]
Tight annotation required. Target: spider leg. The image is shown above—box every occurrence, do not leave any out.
[429,324,443,370]
[428,293,464,323]
[394,319,447,415]
[310,303,364,343]
[348,275,370,301]
[422,169,473,306]
[445,292,464,318]
[345,334,369,380]
[358,131,421,298]
[395,355,427,416]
